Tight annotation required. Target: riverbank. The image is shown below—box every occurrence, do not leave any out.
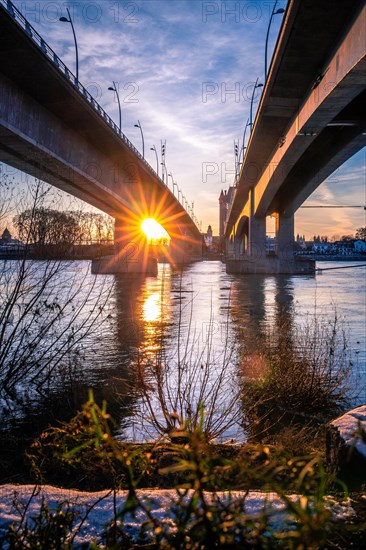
[297,254,366,261]
[0,244,114,260]
[1,401,365,548]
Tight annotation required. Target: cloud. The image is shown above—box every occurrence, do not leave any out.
[8,0,364,236]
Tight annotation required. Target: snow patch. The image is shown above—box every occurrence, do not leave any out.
[331,405,366,458]
[0,484,356,547]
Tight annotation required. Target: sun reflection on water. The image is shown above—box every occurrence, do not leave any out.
[143,292,162,323]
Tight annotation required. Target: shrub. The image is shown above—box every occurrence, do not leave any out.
[241,312,354,445]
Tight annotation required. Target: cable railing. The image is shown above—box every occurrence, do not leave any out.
[0,0,200,230]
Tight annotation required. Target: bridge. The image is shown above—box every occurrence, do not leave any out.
[224,0,366,274]
[0,0,202,274]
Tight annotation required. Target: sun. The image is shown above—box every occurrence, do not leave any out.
[141,218,170,243]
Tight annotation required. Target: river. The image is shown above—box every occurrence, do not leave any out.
[1,259,365,442]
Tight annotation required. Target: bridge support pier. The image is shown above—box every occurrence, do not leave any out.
[275,214,295,260]
[248,215,267,259]
[226,211,314,275]
[91,218,158,275]
[169,238,203,265]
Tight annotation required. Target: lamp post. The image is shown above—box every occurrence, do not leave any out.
[234,140,239,182]
[265,1,285,80]
[59,8,79,81]
[161,140,166,184]
[108,82,121,132]
[173,181,178,197]
[150,145,159,176]
[249,77,263,130]
[238,118,250,169]
[168,172,176,193]
[134,120,144,158]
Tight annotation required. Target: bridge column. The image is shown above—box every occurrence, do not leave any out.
[91,217,157,275]
[169,236,203,265]
[226,197,314,274]
[275,214,294,261]
[248,188,266,260]
[248,216,266,259]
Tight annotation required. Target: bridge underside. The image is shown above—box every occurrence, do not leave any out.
[0,5,202,274]
[225,0,365,275]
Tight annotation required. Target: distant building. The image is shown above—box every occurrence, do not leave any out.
[0,228,24,251]
[265,236,276,254]
[311,239,366,256]
[295,234,307,250]
[354,239,366,253]
[204,225,213,246]
[219,187,235,251]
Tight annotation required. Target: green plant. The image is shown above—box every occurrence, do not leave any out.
[28,390,153,490]
[16,394,356,548]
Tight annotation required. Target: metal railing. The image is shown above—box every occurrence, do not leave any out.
[0,0,200,229]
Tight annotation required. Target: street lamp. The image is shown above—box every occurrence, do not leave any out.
[150,145,159,176]
[238,118,250,170]
[234,140,239,182]
[168,172,176,193]
[265,1,285,80]
[134,120,145,158]
[161,140,166,184]
[59,8,79,81]
[108,82,121,132]
[249,77,263,130]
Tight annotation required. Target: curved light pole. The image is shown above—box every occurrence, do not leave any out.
[265,1,285,80]
[238,118,250,167]
[59,8,79,81]
[173,181,178,197]
[168,172,176,193]
[249,77,263,130]
[134,120,145,158]
[161,140,166,184]
[108,82,121,132]
[150,145,159,176]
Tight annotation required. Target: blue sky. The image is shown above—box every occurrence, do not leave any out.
[6,0,366,237]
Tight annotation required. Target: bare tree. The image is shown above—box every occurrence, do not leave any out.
[14,208,83,249]
[130,285,243,443]
[355,227,366,241]
[0,179,114,408]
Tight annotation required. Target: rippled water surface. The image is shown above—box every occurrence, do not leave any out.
[2,260,365,439]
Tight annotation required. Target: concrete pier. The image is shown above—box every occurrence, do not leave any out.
[91,254,158,275]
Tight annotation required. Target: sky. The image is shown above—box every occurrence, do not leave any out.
[3,0,366,238]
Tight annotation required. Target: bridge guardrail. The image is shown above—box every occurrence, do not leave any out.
[0,0,200,229]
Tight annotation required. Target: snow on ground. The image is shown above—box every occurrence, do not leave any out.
[331,405,366,457]
[0,484,355,547]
